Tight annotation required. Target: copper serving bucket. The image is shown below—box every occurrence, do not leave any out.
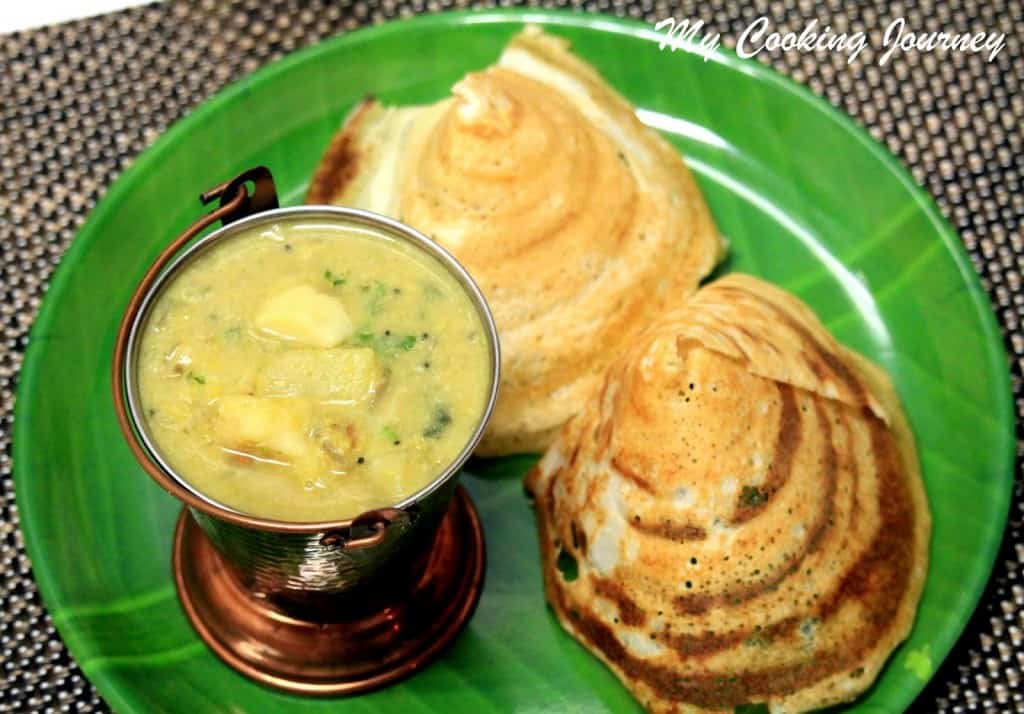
[111,167,500,694]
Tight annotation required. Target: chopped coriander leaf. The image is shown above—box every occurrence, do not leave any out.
[382,425,400,443]
[423,404,452,439]
[744,632,772,648]
[324,269,346,287]
[740,485,768,508]
[349,330,418,357]
[556,547,579,582]
[186,371,206,385]
[366,280,391,314]
[376,333,416,355]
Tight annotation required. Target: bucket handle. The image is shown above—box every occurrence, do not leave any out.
[320,508,406,550]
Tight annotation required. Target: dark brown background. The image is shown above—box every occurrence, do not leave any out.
[1,0,1021,711]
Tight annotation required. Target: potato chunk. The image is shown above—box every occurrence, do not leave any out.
[256,348,377,402]
[213,395,308,463]
[255,285,354,348]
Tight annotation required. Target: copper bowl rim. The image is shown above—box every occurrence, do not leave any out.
[112,203,501,534]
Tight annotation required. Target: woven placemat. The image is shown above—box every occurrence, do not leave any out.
[1,0,1021,711]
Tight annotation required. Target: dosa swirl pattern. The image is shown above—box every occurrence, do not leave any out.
[526,274,930,713]
[307,27,724,455]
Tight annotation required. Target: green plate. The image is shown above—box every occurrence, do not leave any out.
[13,9,1014,713]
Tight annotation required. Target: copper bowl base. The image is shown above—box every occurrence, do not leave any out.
[171,486,486,696]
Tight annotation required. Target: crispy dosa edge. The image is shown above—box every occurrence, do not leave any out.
[305,97,378,205]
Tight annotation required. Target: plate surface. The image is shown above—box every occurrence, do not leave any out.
[13,9,1014,713]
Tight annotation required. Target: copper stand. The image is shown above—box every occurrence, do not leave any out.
[172,486,486,696]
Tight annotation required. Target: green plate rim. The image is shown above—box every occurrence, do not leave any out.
[12,7,1016,711]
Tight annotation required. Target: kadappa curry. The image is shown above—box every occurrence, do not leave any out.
[135,218,492,522]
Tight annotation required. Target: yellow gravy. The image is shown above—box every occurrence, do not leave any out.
[136,218,491,521]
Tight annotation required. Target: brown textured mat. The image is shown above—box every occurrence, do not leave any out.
[1,0,1021,711]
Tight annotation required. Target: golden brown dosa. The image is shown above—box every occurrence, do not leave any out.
[526,274,930,713]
